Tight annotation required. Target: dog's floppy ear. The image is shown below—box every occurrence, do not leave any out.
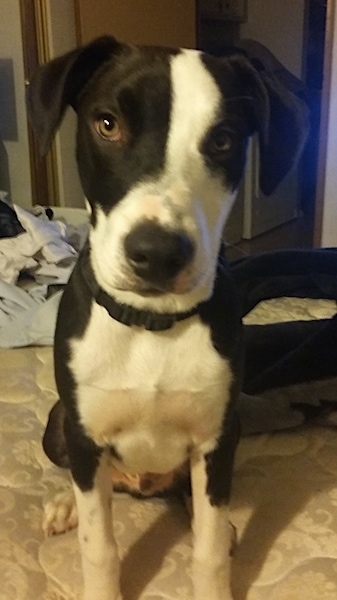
[27,36,124,155]
[229,54,309,195]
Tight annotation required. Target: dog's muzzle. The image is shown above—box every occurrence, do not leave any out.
[124,221,194,290]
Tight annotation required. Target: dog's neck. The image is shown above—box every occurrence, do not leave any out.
[94,287,200,331]
[80,249,201,331]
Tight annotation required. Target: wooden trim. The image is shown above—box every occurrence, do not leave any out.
[20,0,50,205]
[34,0,51,63]
[73,0,83,46]
[313,0,336,247]
[34,0,61,205]
[20,0,63,206]
[75,0,196,48]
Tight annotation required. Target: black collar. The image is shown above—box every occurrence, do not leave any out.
[80,251,200,331]
[95,287,199,331]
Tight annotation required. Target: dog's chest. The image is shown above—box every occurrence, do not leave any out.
[70,303,232,473]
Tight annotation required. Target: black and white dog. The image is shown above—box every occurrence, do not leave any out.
[27,36,307,600]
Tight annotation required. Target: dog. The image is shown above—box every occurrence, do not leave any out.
[27,35,308,600]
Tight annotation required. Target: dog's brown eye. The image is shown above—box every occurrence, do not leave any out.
[95,114,121,141]
[211,129,233,153]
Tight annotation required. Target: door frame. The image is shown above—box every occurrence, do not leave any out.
[20,0,59,206]
[313,0,336,246]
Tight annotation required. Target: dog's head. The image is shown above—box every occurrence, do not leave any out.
[27,36,308,312]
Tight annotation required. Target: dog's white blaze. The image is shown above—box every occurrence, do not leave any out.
[71,302,232,474]
[89,49,237,313]
[167,50,221,173]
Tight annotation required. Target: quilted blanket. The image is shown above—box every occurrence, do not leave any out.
[1,295,337,600]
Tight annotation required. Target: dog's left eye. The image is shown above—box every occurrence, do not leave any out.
[211,128,234,153]
[95,114,121,141]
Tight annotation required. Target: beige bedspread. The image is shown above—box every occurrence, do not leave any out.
[1,297,337,600]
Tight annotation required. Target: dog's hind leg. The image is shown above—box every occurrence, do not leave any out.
[43,489,78,536]
[43,400,70,468]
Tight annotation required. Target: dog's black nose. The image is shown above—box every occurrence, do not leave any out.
[124,221,194,285]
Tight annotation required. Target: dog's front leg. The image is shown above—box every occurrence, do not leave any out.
[191,454,233,600]
[191,416,238,600]
[72,451,122,600]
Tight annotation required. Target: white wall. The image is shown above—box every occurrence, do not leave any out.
[0,0,32,207]
[320,3,337,246]
[241,0,305,78]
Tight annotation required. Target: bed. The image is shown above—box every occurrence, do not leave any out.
[1,293,337,600]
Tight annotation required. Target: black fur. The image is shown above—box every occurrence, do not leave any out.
[29,36,308,501]
[27,36,309,599]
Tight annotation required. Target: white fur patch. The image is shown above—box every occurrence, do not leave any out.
[191,453,233,600]
[71,302,232,475]
[73,455,121,600]
[167,50,222,172]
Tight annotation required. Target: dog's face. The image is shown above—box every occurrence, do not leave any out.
[27,36,308,311]
[78,48,254,308]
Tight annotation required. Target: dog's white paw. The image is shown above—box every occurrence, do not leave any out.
[193,557,233,600]
[83,578,123,600]
[83,592,122,600]
[43,490,78,536]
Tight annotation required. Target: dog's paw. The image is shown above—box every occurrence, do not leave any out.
[84,594,123,600]
[43,490,78,536]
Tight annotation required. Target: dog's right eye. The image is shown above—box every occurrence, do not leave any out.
[95,114,121,141]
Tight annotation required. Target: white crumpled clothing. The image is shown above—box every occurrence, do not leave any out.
[0,204,78,284]
[0,280,62,347]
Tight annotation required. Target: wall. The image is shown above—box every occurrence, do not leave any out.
[76,0,196,47]
[238,0,306,238]
[241,0,305,78]
[0,0,32,207]
[320,1,337,246]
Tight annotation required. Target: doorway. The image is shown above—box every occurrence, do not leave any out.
[21,0,329,251]
[21,0,82,208]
